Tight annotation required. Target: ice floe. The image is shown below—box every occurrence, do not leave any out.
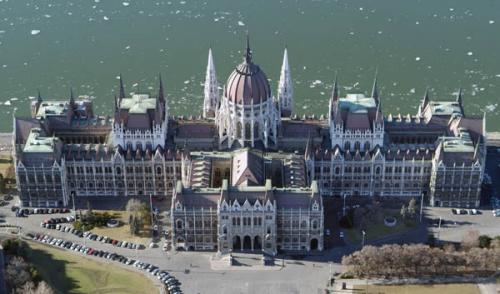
[31,30,41,36]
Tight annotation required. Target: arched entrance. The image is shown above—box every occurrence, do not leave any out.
[243,236,252,251]
[310,238,318,251]
[233,236,241,250]
[254,236,262,250]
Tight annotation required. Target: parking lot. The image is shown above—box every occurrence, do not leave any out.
[425,207,500,243]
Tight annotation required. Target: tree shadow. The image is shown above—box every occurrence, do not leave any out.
[25,245,80,294]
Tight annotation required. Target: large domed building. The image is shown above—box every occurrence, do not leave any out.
[215,37,280,149]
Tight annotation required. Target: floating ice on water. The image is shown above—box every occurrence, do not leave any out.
[489,20,495,24]
[377,31,383,34]
[449,8,454,12]
[103,16,109,21]
[238,21,245,26]
[10,97,18,101]
[410,88,416,94]
[184,80,190,84]
[214,18,219,22]
[495,74,500,78]
[44,14,51,18]
[132,83,139,87]
[125,45,131,50]
[467,51,473,56]
[485,104,497,112]
[180,1,186,4]
[4,101,11,106]
[415,57,421,61]
[31,30,41,35]
[28,96,36,100]
[416,21,420,25]
[122,2,130,6]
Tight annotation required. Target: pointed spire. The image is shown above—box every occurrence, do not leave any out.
[277,46,293,117]
[119,74,125,99]
[305,132,313,160]
[331,73,339,101]
[422,87,430,109]
[456,87,463,104]
[37,89,43,104]
[114,94,118,111]
[70,88,75,106]
[244,33,252,63]
[375,96,383,123]
[371,69,379,100]
[203,47,219,118]
[158,73,165,103]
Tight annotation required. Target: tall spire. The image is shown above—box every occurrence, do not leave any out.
[277,46,293,117]
[203,47,220,118]
[423,87,430,106]
[114,94,118,111]
[70,88,75,106]
[158,73,165,104]
[456,87,463,104]
[375,96,383,123]
[244,33,252,63]
[331,73,339,101]
[37,89,43,104]
[371,70,379,100]
[119,74,125,99]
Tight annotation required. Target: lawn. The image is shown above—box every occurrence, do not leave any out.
[345,209,416,244]
[26,241,158,294]
[353,283,480,294]
[89,210,151,245]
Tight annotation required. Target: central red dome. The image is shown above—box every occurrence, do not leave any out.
[224,40,271,105]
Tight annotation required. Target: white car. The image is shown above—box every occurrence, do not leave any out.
[339,231,344,239]
[325,229,331,236]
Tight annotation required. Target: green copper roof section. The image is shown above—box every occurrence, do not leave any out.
[338,94,376,114]
[36,101,69,118]
[429,101,463,116]
[442,128,474,153]
[23,128,58,153]
[119,94,157,114]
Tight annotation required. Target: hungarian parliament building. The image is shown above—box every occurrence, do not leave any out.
[13,38,486,254]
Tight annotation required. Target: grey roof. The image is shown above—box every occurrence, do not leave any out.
[232,149,264,186]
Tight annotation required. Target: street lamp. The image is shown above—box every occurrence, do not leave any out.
[436,217,442,245]
[419,192,424,223]
[361,230,366,247]
[343,193,348,217]
[149,194,154,241]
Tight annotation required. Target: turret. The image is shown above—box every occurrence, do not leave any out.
[158,73,165,104]
[202,48,219,118]
[277,47,293,117]
[119,74,125,99]
[371,72,379,101]
[418,88,430,116]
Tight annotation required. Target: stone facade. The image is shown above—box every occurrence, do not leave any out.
[13,37,487,254]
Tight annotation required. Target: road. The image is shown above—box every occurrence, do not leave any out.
[0,201,341,294]
[2,196,498,293]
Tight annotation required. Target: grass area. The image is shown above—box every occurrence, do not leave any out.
[89,210,151,245]
[26,241,158,294]
[0,154,13,178]
[345,209,416,244]
[354,284,480,294]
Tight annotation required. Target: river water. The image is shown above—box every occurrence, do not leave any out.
[1,0,499,131]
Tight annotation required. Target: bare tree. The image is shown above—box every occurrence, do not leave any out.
[5,256,31,289]
[461,230,480,250]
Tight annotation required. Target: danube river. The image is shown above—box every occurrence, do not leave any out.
[0,0,499,131]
